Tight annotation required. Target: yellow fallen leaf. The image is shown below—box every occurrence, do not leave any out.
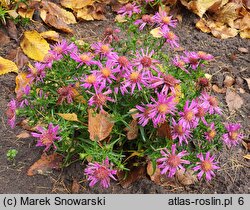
[15,72,31,99]
[20,30,50,61]
[210,23,238,39]
[17,8,35,19]
[88,109,114,141]
[60,0,94,10]
[115,14,127,23]
[243,154,250,160]
[76,7,94,21]
[58,113,80,122]
[240,29,250,39]
[118,0,129,3]
[41,1,76,24]
[0,56,18,76]
[150,27,162,38]
[196,18,211,33]
[40,30,60,42]
[0,0,10,8]
[240,13,250,31]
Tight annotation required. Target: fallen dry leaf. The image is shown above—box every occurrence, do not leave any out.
[40,30,60,42]
[212,84,226,94]
[225,88,244,112]
[243,154,250,160]
[60,0,94,9]
[175,169,197,186]
[147,161,178,187]
[157,122,172,139]
[150,27,162,38]
[58,113,80,122]
[0,56,18,76]
[20,30,50,61]
[88,109,114,141]
[118,165,145,188]
[71,178,81,193]
[6,19,18,41]
[40,1,76,33]
[115,14,127,23]
[196,18,211,33]
[17,8,35,19]
[0,30,10,47]
[15,72,31,100]
[210,24,238,39]
[15,48,29,69]
[240,29,250,39]
[27,153,63,176]
[124,119,138,140]
[224,75,235,87]
[243,78,250,90]
[16,131,31,139]
[238,47,248,53]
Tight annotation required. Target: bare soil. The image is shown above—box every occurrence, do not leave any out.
[0,7,249,194]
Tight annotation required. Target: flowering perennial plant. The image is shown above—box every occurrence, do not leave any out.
[7,2,244,188]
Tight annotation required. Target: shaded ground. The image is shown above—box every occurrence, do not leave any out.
[0,7,249,193]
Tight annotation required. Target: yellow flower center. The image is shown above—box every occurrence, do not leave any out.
[201,160,213,172]
[130,72,140,82]
[208,130,216,139]
[101,45,110,53]
[167,31,175,40]
[185,111,193,121]
[54,46,63,54]
[167,154,181,167]
[101,68,111,77]
[175,125,184,135]
[158,104,169,113]
[162,16,170,24]
[230,131,238,140]
[80,54,91,62]
[86,74,96,84]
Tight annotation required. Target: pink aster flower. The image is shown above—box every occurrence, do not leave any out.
[179,100,198,129]
[205,123,217,142]
[27,62,46,83]
[160,26,179,48]
[182,51,200,70]
[70,52,97,67]
[132,48,160,73]
[148,92,177,127]
[193,152,220,181]
[194,100,208,125]
[157,144,190,178]
[134,14,155,31]
[80,72,100,89]
[84,157,117,188]
[31,123,61,151]
[171,118,192,145]
[43,53,58,69]
[103,27,120,44]
[91,42,116,59]
[88,85,115,110]
[92,61,117,86]
[197,51,214,61]
[121,70,149,94]
[150,73,180,94]
[109,54,133,74]
[117,3,141,17]
[200,92,222,115]
[172,55,189,74]
[222,123,243,147]
[135,104,152,127]
[19,85,30,108]
[153,11,177,28]
[6,99,17,129]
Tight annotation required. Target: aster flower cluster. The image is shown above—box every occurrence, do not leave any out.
[6,3,245,189]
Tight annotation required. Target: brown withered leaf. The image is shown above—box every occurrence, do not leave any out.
[71,178,80,193]
[224,75,235,87]
[243,78,250,90]
[210,23,238,39]
[17,8,35,19]
[88,109,114,141]
[212,84,226,94]
[6,19,18,41]
[40,1,76,33]
[175,169,197,186]
[60,0,94,9]
[16,131,31,139]
[157,122,172,139]
[196,18,211,33]
[15,48,29,69]
[0,30,10,47]
[40,30,60,42]
[118,165,145,188]
[147,161,178,187]
[27,153,63,176]
[124,119,138,140]
[243,154,250,160]
[238,47,248,53]
[76,4,106,21]
[225,88,244,112]
[239,12,250,31]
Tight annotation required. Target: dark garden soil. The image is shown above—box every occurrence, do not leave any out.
[0,7,249,194]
